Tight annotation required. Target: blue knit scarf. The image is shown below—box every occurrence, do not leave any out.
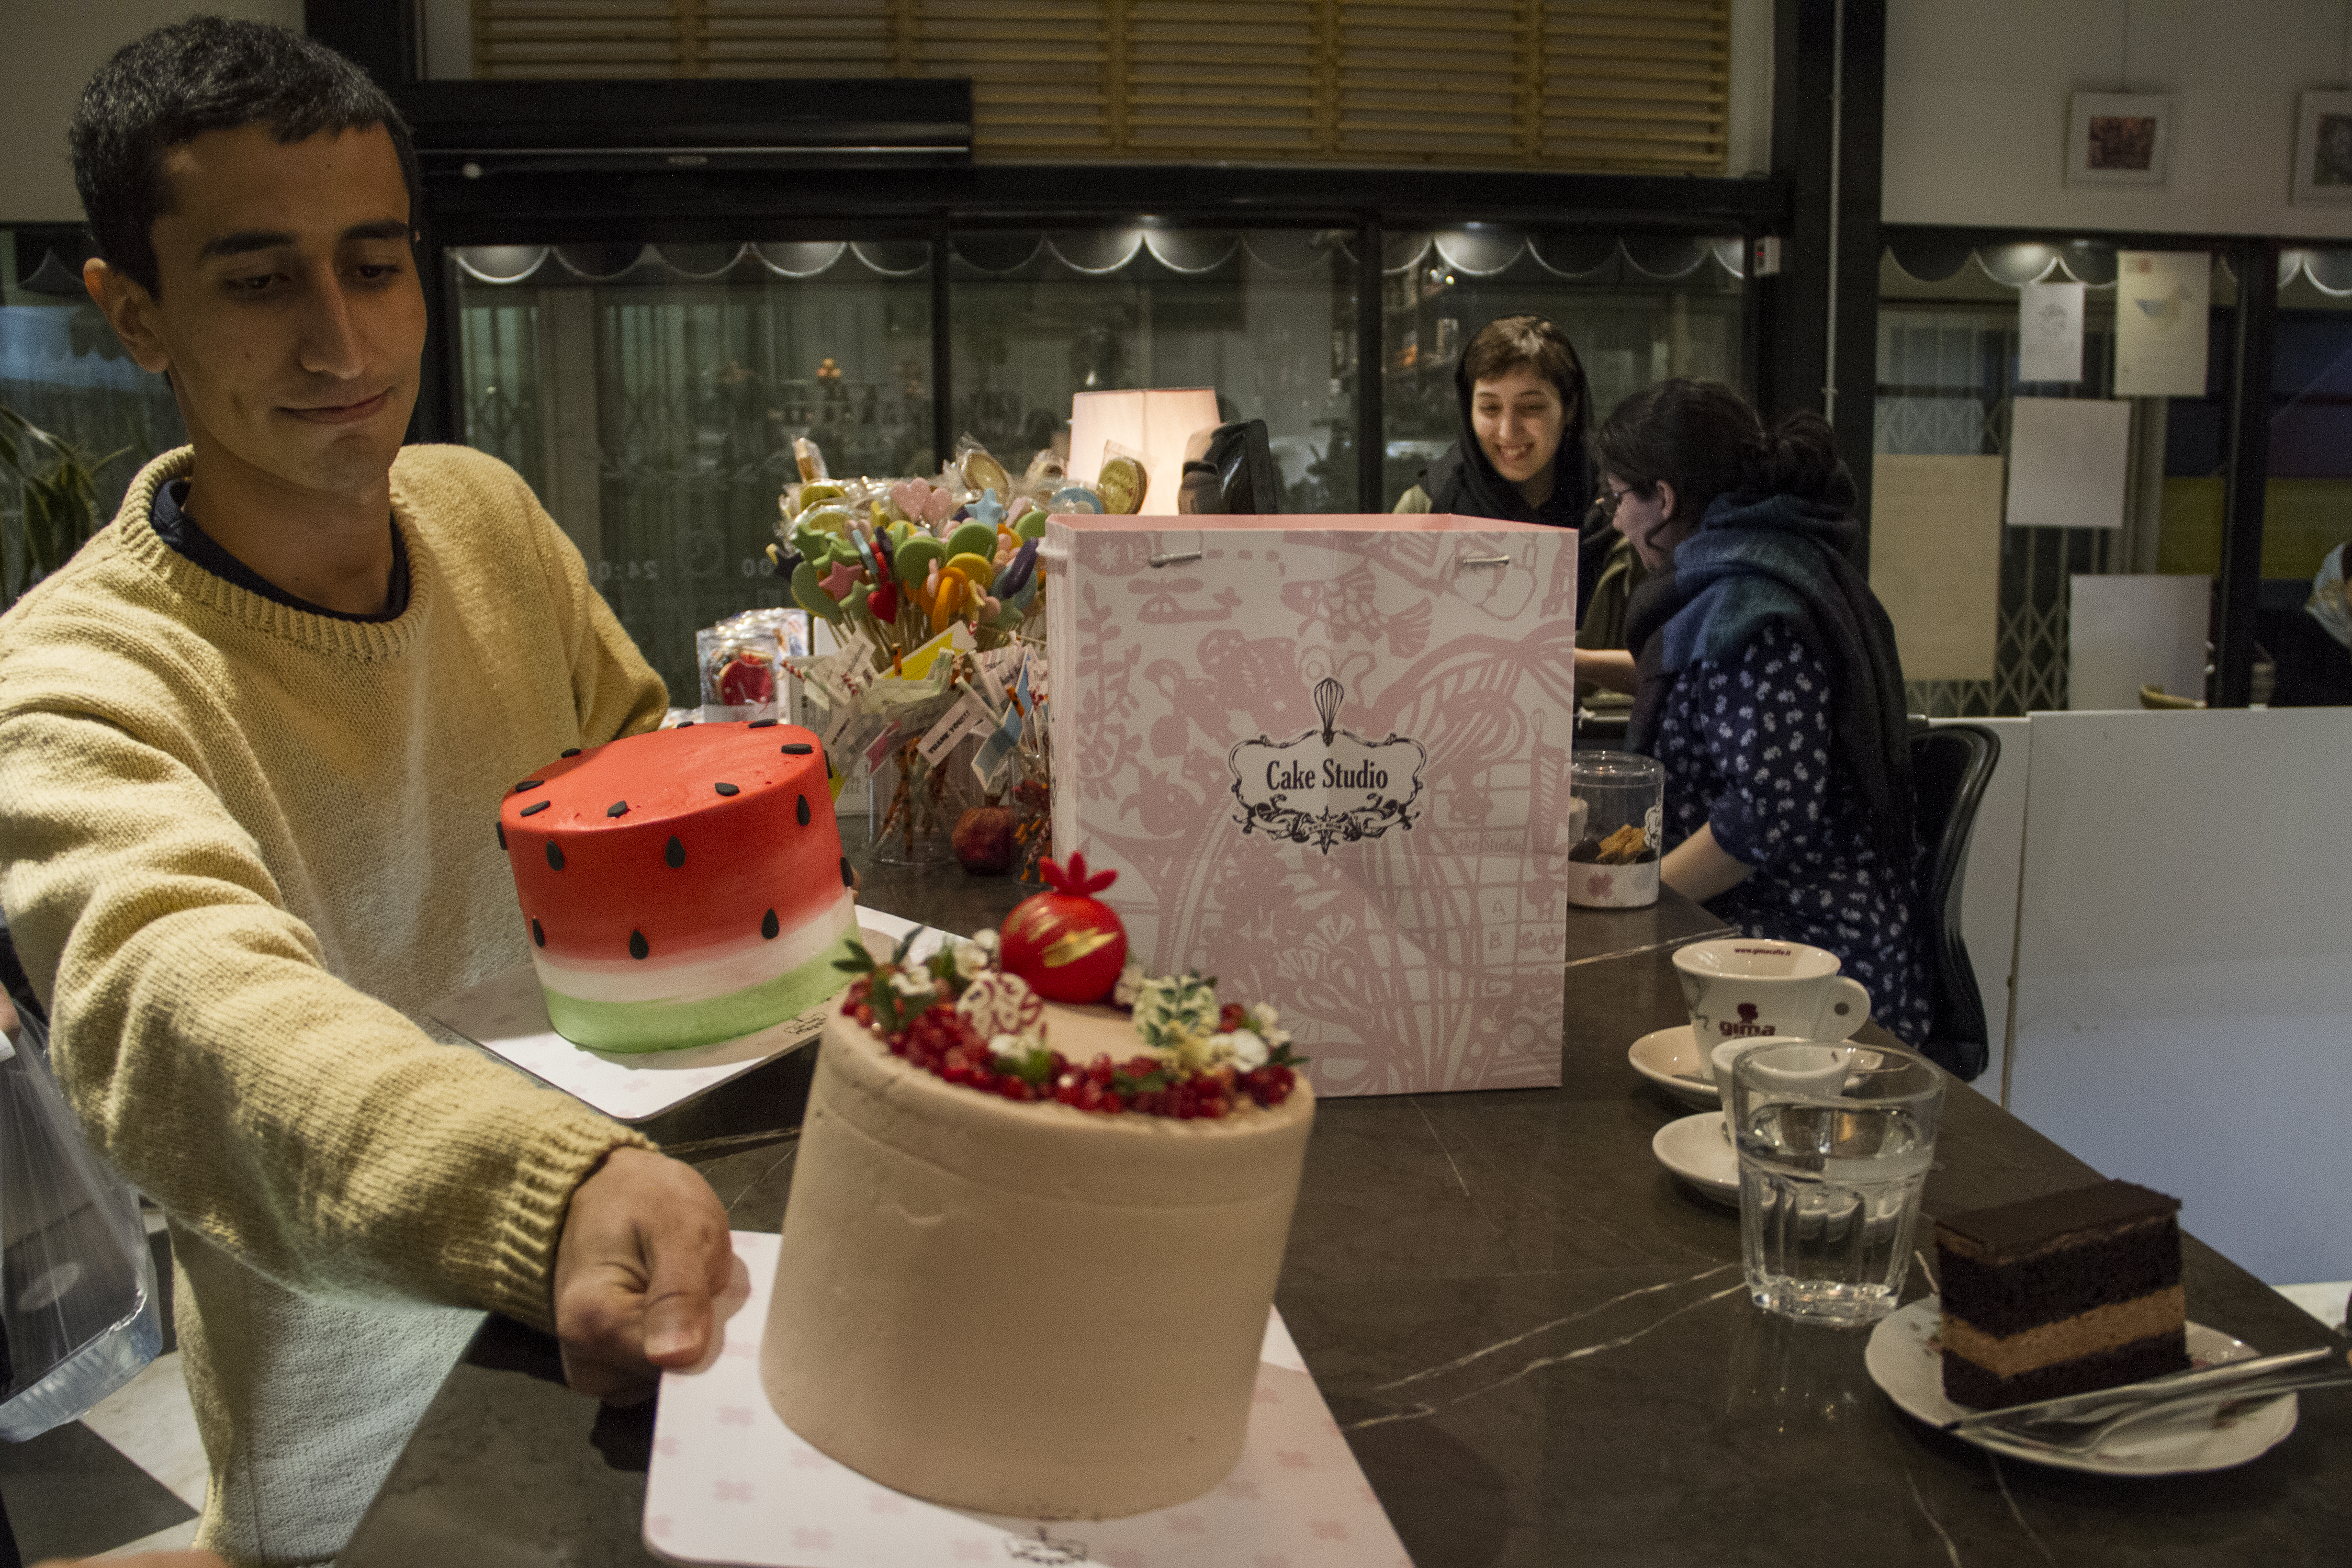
[1624,492,1914,863]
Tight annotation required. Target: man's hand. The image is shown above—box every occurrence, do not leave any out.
[552,1146,731,1403]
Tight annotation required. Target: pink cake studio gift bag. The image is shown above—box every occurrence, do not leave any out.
[1043,514,1578,1096]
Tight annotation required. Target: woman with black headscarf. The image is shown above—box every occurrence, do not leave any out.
[1579,378,1934,1048]
[1394,315,1630,630]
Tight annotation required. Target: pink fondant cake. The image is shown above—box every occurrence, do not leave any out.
[762,948,1316,1520]
[498,721,855,1050]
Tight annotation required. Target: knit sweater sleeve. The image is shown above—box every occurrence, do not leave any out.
[0,706,648,1332]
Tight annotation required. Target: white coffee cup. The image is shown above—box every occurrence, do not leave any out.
[1671,937,1871,1059]
[1710,1036,1856,1136]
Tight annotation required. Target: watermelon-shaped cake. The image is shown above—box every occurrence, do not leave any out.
[498,721,855,1051]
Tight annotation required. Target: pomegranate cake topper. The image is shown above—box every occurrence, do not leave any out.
[999,850,1128,1004]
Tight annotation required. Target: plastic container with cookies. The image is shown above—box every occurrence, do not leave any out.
[1566,750,1663,908]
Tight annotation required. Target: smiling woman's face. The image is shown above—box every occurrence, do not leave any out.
[1470,367,1567,493]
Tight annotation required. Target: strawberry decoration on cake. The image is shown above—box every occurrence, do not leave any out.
[999,851,1127,1004]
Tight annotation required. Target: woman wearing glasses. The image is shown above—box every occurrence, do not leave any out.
[1579,378,1933,1047]
[1394,315,1635,635]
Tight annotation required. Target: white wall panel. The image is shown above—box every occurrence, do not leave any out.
[1886,0,2352,240]
[0,1,304,224]
[2006,708,2352,1284]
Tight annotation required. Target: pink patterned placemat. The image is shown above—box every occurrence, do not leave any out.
[646,1232,1412,1568]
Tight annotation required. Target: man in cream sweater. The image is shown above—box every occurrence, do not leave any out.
[0,20,733,1565]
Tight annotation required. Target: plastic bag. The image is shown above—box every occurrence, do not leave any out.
[0,1005,163,1440]
[792,435,829,484]
[696,608,812,718]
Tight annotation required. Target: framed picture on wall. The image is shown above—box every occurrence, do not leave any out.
[2293,90,2352,203]
[2065,93,2171,187]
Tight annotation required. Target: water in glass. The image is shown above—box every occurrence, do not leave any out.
[1736,1097,1935,1327]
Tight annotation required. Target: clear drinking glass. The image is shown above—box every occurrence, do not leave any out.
[1731,1041,1945,1327]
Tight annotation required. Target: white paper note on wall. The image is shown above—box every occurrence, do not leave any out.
[1871,453,2004,681]
[2115,251,2210,396]
[2019,280,2085,383]
[2006,397,2130,529]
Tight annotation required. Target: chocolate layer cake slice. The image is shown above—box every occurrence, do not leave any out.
[1935,1180,2191,1409]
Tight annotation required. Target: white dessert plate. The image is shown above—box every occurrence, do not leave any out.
[645,1231,1412,1568]
[1864,1296,2298,1475]
[1629,1024,1718,1107]
[1652,1111,1739,1206]
[431,910,941,1124]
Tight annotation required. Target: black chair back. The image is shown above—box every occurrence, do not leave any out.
[1910,724,2000,1081]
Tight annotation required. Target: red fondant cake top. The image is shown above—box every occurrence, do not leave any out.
[500,722,847,965]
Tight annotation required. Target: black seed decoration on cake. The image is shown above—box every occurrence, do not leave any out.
[762,908,779,940]
[750,717,778,729]
[839,855,853,887]
[665,835,685,868]
[520,800,550,818]
[496,822,506,851]
[677,721,695,728]
[547,842,564,869]
[713,781,740,796]
[780,742,813,755]
[513,779,543,793]
[796,794,811,826]
[607,801,629,818]
[531,918,545,947]
[560,748,582,758]
[629,929,650,960]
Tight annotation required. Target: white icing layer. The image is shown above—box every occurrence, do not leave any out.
[531,889,854,1002]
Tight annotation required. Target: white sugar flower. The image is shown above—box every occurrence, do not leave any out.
[1245,1003,1290,1054]
[1132,972,1219,1049]
[988,1031,1041,1061]
[951,937,992,979]
[1112,959,1147,1008]
[968,927,1001,959]
[956,969,1044,1043]
[888,969,937,1002]
[1223,1028,1271,1072]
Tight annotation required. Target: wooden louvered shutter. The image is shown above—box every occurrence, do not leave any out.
[469,0,1731,173]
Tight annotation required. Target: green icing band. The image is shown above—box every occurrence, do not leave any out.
[545,937,851,1052]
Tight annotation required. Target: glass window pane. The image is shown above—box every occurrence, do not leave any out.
[2261,250,2352,706]
[1,228,187,585]
[947,229,1361,511]
[1874,241,2223,716]
[1380,230,1747,510]
[451,241,934,702]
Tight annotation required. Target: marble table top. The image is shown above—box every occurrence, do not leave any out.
[341,840,2348,1566]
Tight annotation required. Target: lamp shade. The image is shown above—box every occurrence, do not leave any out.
[1068,388,1221,516]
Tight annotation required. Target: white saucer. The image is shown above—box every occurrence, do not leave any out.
[1651,1112,1739,1206]
[1863,1296,2299,1475]
[1629,1024,1718,1107]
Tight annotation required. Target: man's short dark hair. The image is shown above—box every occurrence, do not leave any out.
[68,16,419,298]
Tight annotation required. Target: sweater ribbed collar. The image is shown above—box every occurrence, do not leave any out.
[108,448,431,662]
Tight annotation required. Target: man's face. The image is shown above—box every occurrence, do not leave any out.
[89,122,423,506]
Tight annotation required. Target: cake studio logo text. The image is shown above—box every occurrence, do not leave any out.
[1262,756,1394,792]
[1227,677,1426,854]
